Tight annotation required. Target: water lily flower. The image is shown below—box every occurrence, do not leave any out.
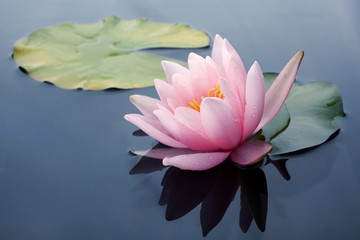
[125,34,303,171]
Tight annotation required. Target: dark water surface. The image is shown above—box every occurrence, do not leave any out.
[1,0,359,239]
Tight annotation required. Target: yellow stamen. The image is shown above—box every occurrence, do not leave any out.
[216,82,220,89]
[208,88,216,97]
[188,82,224,111]
[188,98,200,111]
[215,89,221,98]
[192,97,200,106]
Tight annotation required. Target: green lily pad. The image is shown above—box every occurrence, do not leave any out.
[261,104,290,141]
[13,16,210,90]
[263,73,345,155]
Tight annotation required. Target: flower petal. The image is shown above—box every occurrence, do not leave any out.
[231,140,272,165]
[129,94,162,118]
[211,34,225,73]
[171,73,194,104]
[124,113,187,148]
[174,107,208,137]
[161,61,189,84]
[154,108,218,150]
[154,79,175,104]
[132,148,198,159]
[222,39,247,95]
[188,52,209,96]
[200,97,242,149]
[166,97,183,112]
[154,79,181,112]
[163,151,231,170]
[243,61,265,140]
[218,78,244,139]
[255,51,304,133]
[205,56,224,87]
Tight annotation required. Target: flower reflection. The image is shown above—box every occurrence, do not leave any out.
[130,149,290,236]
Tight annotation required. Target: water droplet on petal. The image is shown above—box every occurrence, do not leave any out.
[252,113,256,118]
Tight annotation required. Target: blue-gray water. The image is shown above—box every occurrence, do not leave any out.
[0,0,359,239]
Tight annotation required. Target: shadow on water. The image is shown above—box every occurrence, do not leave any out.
[128,128,343,236]
[130,154,290,236]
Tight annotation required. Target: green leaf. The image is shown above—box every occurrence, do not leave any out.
[13,16,210,90]
[261,104,290,141]
[263,73,345,155]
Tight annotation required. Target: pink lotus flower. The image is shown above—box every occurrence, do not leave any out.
[125,35,303,171]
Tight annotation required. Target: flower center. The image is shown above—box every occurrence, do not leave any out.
[188,82,223,111]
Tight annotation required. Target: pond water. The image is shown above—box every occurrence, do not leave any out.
[0,0,359,239]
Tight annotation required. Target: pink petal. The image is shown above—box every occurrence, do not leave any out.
[154,79,177,111]
[171,73,194,104]
[223,39,246,77]
[132,148,198,159]
[154,79,175,103]
[231,140,272,165]
[129,94,162,118]
[188,52,208,96]
[255,51,304,133]
[124,114,187,148]
[188,52,207,75]
[154,108,218,151]
[211,34,225,73]
[166,98,183,112]
[161,61,189,84]
[243,61,265,140]
[218,78,244,139]
[200,97,242,149]
[163,151,231,170]
[174,107,208,137]
[218,78,242,114]
[222,39,247,95]
[205,56,224,87]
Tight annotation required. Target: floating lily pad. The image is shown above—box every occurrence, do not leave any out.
[261,104,290,141]
[13,16,210,90]
[263,73,345,155]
